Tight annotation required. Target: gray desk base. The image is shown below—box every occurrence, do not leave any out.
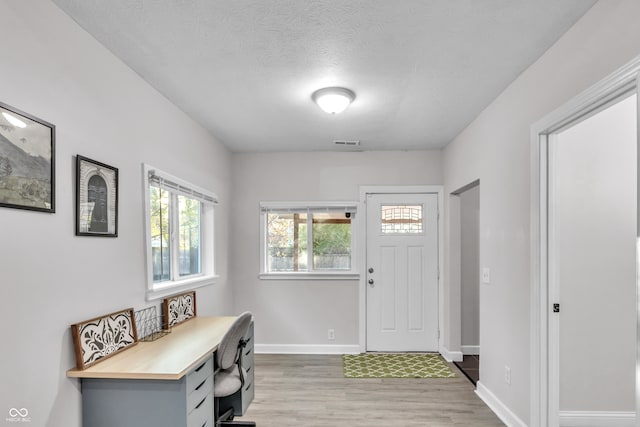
[82,378,199,427]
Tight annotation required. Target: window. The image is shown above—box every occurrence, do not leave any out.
[380,204,424,234]
[260,202,359,279]
[144,164,217,299]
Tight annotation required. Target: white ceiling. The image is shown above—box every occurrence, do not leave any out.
[53,0,596,152]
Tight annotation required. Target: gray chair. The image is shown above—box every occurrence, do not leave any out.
[214,312,256,427]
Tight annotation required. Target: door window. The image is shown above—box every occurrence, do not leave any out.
[380,204,423,234]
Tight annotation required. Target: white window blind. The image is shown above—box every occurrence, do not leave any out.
[148,170,218,205]
[260,202,357,215]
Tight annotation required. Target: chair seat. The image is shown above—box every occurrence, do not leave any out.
[214,365,248,398]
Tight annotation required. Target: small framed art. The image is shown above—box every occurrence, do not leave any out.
[162,290,197,328]
[70,308,138,370]
[0,101,55,213]
[76,155,118,237]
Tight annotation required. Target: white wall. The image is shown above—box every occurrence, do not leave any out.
[460,185,480,350]
[0,2,233,426]
[442,1,640,423]
[5,1,640,425]
[230,151,442,349]
[554,95,636,412]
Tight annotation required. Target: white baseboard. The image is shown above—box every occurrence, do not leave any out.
[559,411,635,427]
[440,346,463,362]
[461,345,479,355]
[255,344,361,355]
[475,382,527,427]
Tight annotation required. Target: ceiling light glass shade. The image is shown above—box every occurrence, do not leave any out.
[312,87,356,114]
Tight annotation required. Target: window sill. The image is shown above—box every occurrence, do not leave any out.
[258,272,360,281]
[146,275,219,301]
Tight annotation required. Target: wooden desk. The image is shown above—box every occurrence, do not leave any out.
[67,316,236,380]
[67,316,238,427]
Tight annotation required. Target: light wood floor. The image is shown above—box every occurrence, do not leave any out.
[238,354,505,426]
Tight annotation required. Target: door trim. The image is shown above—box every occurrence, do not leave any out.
[530,54,640,427]
[358,185,444,353]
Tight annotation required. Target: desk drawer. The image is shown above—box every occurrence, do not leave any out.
[244,363,254,385]
[187,374,213,414]
[243,346,254,370]
[187,392,212,427]
[241,379,254,415]
[242,322,254,375]
[187,357,213,393]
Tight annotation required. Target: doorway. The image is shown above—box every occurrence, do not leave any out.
[531,57,640,427]
[359,186,443,353]
[549,93,636,426]
[452,181,480,384]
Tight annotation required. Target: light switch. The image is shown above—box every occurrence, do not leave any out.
[482,267,491,284]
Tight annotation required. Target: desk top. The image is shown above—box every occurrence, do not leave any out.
[66,316,236,380]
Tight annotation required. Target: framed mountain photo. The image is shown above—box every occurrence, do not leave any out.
[0,101,55,213]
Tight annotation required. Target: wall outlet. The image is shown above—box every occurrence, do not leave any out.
[328,329,335,341]
[482,267,491,284]
[504,366,511,385]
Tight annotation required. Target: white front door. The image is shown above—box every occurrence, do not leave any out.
[366,193,439,352]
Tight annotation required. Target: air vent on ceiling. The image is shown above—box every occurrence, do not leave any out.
[333,140,360,147]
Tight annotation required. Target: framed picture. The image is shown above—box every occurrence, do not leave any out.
[76,155,118,237]
[162,290,197,328]
[0,101,55,213]
[70,308,138,370]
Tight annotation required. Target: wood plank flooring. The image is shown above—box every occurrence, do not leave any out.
[454,355,480,386]
[238,354,505,426]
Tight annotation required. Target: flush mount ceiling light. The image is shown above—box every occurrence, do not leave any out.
[312,87,356,114]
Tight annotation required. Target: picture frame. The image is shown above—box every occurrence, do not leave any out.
[76,155,118,237]
[0,101,55,213]
[70,308,138,370]
[162,290,197,329]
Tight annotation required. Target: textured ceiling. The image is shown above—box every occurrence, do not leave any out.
[53,0,596,152]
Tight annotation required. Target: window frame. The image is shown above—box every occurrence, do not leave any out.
[143,164,218,300]
[259,201,360,280]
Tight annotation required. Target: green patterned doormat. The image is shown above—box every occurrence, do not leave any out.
[342,353,456,378]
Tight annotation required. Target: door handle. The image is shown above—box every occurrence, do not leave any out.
[368,279,374,286]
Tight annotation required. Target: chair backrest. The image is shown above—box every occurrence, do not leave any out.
[216,312,252,370]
